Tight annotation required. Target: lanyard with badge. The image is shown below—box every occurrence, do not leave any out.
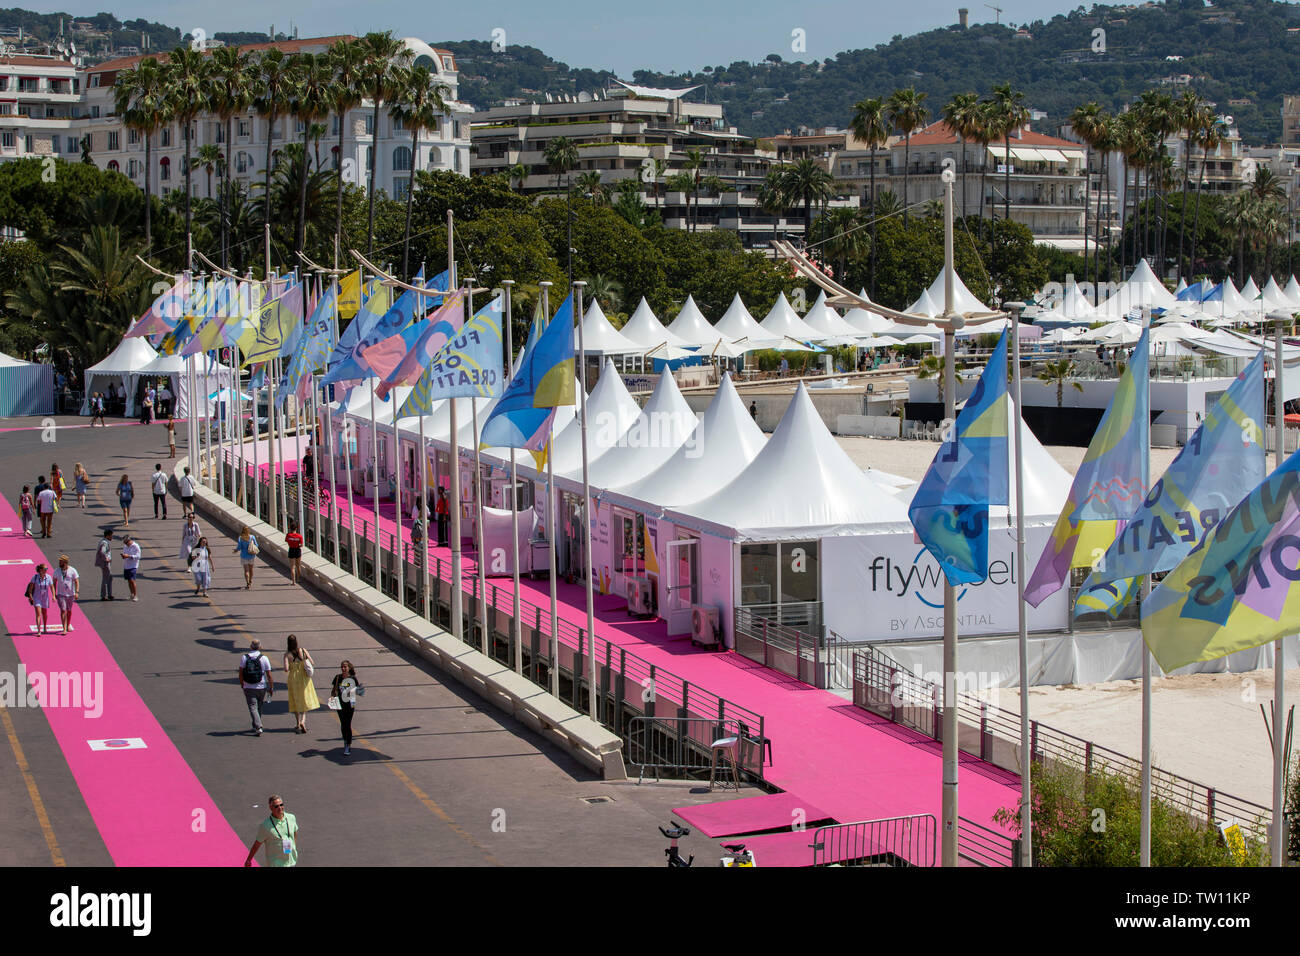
[269,814,293,857]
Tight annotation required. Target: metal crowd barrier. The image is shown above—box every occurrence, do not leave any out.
[810,814,938,867]
[624,716,767,784]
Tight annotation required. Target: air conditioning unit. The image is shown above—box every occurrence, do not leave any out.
[626,576,655,617]
[691,605,720,648]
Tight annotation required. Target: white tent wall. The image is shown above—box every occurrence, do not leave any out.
[0,355,54,417]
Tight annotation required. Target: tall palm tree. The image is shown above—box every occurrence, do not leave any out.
[357,31,411,256]
[166,46,208,262]
[814,206,867,282]
[1136,90,1178,275]
[328,38,367,263]
[849,96,889,298]
[544,136,579,284]
[781,157,834,240]
[208,46,255,269]
[1069,102,1104,287]
[683,147,708,232]
[1189,109,1224,278]
[974,101,997,236]
[252,49,297,275]
[1224,190,1257,286]
[190,143,223,198]
[388,63,450,278]
[308,122,327,171]
[507,162,527,192]
[291,53,335,258]
[886,86,928,225]
[987,84,1028,237]
[1248,166,1288,281]
[757,167,789,241]
[1173,91,1204,281]
[1092,111,1117,288]
[112,56,167,253]
[943,92,981,218]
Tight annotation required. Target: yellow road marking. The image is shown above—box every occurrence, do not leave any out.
[0,705,66,866]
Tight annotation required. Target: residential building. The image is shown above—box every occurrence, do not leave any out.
[0,53,81,164]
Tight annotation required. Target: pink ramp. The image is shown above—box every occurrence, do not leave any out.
[0,500,247,865]
[674,792,835,837]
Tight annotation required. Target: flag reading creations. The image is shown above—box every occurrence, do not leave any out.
[480,293,576,451]
[1025,327,1151,607]
[1141,448,1300,672]
[397,299,503,418]
[907,329,1010,586]
[1074,350,1266,618]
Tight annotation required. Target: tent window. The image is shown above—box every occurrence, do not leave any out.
[740,542,778,606]
[781,540,819,604]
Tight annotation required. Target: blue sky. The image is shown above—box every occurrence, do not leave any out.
[33,0,1082,72]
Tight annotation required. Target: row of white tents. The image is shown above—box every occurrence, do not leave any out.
[80,334,233,418]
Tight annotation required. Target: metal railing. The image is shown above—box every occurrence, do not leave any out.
[851,644,1269,830]
[624,716,766,783]
[734,604,830,689]
[958,817,1022,867]
[810,815,938,867]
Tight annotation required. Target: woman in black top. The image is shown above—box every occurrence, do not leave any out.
[331,660,362,756]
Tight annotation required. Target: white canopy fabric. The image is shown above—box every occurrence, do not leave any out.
[616,297,691,350]
[664,382,913,540]
[1207,278,1251,321]
[1174,278,1188,295]
[550,361,642,476]
[759,292,825,343]
[1240,276,1261,302]
[1149,322,1212,344]
[913,266,988,315]
[1098,259,1178,316]
[1061,279,1102,321]
[1077,320,1141,343]
[905,287,941,318]
[1283,276,1300,309]
[714,293,775,346]
[0,350,32,368]
[82,335,159,415]
[584,370,698,491]
[607,373,765,509]
[802,290,866,343]
[1261,277,1293,314]
[843,306,893,335]
[575,299,640,355]
[665,295,723,348]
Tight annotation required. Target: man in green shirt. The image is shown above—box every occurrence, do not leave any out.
[243,794,299,867]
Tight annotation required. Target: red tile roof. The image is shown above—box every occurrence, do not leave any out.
[86,35,359,76]
[903,119,1083,151]
[0,54,75,69]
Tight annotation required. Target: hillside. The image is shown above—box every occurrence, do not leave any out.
[0,7,179,56]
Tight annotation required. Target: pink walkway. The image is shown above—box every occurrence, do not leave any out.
[0,500,247,865]
[283,482,1023,846]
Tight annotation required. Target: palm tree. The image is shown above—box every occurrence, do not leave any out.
[190,143,223,198]
[1069,102,1104,287]
[544,136,579,284]
[208,46,255,269]
[1173,91,1204,281]
[849,96,889,298]
[813,206,867,282]
[1136,90,1178,275]
[1038,358,1084,407]
[1189,109,1223,278]
[986,84,1028,237]
[292,53,336,258]
[328,38,367,263]
[886,87,928,225]
[1223,190,1256,286]
[113,56,167,253]
[757,167,789,242]
[943,92,981,218]
[575,169,605,200]
[585,274,623,314]
[1248,166,1288,281]
[165,46,208,260]
[308,122,328,171]
[252,49,297,275]
[389,63,451,278]
[357,31,411,256]
[507,162,527,192]
[873,189,903,217]
[683,147,708,232]
[781,157,834,240]
[973,101,997,235]
[646,157,668,210]
[1092,111,1116,288]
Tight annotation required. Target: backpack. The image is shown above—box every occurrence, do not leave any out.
[241,652,264,685]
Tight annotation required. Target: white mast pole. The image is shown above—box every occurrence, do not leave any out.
[1010,301,1032,867]
[574,279,597,722]
[940,169,961,867]
[541,281,560,698]
[503,280,523,674]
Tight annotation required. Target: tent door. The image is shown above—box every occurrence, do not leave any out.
[665,536,698,635]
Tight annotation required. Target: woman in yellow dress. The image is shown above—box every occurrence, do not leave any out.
[283,634,320,734]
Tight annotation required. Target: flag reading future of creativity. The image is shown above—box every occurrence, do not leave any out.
[1141,447,1300,671]
[369,289,470,400]
[1025,327,1151,607]
[396,297,503,418]
[907,330,1010,585]
[480,293,576,452]
[1074,350,1266,618]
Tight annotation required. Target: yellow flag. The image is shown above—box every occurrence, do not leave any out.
[337,269,362,321]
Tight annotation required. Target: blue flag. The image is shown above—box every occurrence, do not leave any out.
[321,276,424,386]
[907,331,1010,586]
[480,293,577,450]
[281,283,339,406]
[396,297,504,418]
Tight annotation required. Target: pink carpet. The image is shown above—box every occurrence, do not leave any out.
[674,792,834,837]
[0,500,247,865]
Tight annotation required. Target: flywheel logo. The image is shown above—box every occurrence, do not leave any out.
[869,548,1019,608]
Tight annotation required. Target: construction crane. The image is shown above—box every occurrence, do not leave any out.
[986,3,1003,23]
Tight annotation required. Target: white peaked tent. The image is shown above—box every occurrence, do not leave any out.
[905,287,941,318]
[759,291,825,342]
[666,295,723,348]
[1100,259,1178,316]
[1209,278,1251,320]
[575,299,640,355]
[666,383,912,540]
[1061,279,1102,322]
[619,297,691,349]
[548,360,641,476]
[713,293,775,345]
[81,335,159,416]
[1283,276,1300,309]
[584,370,699,490]
[802,290,866,343]
[843,303,893,335]
[135,352,233,419]
[1174,278,1188,295]
[1261,277,1293,314]
[609,373,765,508]
[1240,276,1261,302]
[910,265,988,315]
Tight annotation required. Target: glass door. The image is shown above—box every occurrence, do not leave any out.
[665,536,698,635]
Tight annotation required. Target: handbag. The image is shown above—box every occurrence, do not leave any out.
[303,656,314,678]
[326,696,341,710]
[247,538,259,556]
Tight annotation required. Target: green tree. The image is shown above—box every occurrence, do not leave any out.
[190,143,223,199]
[780,157,834,239]
[112,55,168,253]
[388,63,450,278]
[328,37,368,263]
[1038,358,1084,407]
[943,91,982,219]
[886,86,928,225]
[165,45,209,258]
[358,31,412,256]
[208,46,255,268]
[252,49,297,275]
[849,95,890,298]
[291,52,337,259]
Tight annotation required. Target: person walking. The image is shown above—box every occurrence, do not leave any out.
[234,526,258,589]
[95,529,114,600]
[283,634,319,734]
[243,794,299,867]
[190,536,213,597]
[35,479,57,538]
[49,464,65,503]
[90,392,106,427]
[749,401,758,421]
[54,554,79,634]
[116,475,134,526]
[150,464,168,519]
[285,518,303,585]
[159,384,172,418]
[24,562,54,635]
[166,418,176,459]
[330,660,362,756]
[121,534,142,602]
[18,485,33,537]
[237,638,274,737]
[178,512,202,566]
[73,463,89,508]
[140,386,154,425]
[435,487,449,548]
[178,466,196,518]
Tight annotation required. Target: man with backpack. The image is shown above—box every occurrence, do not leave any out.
[238,639,274,737]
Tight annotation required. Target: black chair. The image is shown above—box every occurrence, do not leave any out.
[736,720,773,769]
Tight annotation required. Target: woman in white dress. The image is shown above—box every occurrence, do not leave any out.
[190,536,213,596]
[178,513,202,566]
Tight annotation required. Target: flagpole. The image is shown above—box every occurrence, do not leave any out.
[504,280,523,675]
[1009,301,1032,868]
[1140,306,1153,868]
[268,359,279,530]
[449,210,464,646]
[369,375,380,589]
[1272,309,1288,867]
[541,281,560,698]
[216,350,227,500]
[941,171,960,868]
[472,388,489,656]
[574,279,597,723]
[252,357,261,523]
